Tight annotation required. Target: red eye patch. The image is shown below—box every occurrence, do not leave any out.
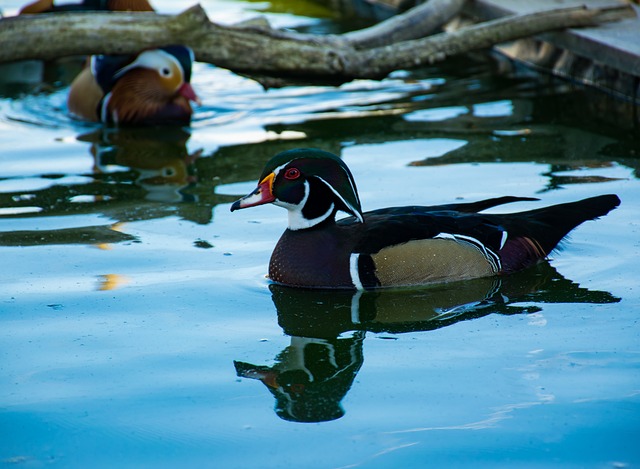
[284,168,300,180]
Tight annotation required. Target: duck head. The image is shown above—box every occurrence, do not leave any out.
[70,45,199,125]
[104,45,199,124]
[231,148,364,230]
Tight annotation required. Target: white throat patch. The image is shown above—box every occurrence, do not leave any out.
[279,186,336,231]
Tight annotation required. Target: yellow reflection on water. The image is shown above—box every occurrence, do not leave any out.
[97,274,129,291]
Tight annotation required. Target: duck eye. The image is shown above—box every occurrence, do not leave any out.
[161,67,171,77]
[284,168,300,180]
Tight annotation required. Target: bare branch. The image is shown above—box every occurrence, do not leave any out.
[346,5,638,77]
[343,0,467,49]
[0,2,634,82]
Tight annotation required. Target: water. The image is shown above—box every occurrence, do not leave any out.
[1,1,639,467]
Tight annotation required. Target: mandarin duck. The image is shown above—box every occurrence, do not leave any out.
[231,148,620,289]
[67,45,199,125]
[19,0,154,14]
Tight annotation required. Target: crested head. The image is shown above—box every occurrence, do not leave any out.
[93,46,195,95]
[112,47,188,94]
[231,148,364,230]
[159,45,195,84]
[91,45,199,125]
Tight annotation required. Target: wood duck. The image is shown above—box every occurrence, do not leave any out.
[19,0,154,14]
[67,45,199,125]
[230,148,620,289]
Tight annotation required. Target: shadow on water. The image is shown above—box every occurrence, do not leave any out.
[235,262,619,423]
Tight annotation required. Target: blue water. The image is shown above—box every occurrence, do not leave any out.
[1,1,639,467]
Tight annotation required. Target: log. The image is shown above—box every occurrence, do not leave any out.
[0,2,634,82]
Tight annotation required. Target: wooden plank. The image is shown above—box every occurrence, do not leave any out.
[465,0,640,77]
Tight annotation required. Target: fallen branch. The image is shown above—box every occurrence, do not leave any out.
[346,5,637,77]
[338,0,467,49]
[0,2,634,82]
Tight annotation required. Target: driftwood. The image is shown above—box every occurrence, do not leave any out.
[0,1,635,83]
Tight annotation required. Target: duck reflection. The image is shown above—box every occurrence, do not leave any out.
[235,332,364,423]
[0,127,203,248]
[235,263,618,423]
[78,126,200,203]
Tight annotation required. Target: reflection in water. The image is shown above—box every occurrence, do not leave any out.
[235,263,619,423]
[0,126,207,247]
[0,223,136,247]
[2,54,636,238]
[235,332,364,423]
[78,127,199,203]
[0,56,85,98]
[96,273,130,291]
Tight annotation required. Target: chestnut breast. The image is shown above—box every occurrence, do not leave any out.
[269,224,359,288]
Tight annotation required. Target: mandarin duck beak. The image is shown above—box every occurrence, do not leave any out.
[178,82,201,106]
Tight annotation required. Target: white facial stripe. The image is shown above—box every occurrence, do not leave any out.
[114,50,182,80]
[340,166,362,211]
[271,169,329,230]
[90,55,100,77]
[315,176,363,223]
[272,162,287,177]
[349,253,364,290]
[273,179,309,210]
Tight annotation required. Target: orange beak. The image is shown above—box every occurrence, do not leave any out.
[230,173,276,211]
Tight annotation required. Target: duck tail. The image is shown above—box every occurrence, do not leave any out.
[526,194,620,255]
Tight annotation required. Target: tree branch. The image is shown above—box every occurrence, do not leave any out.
[0,2,634,82]
[343,0,467,49]
[347,5,638,77]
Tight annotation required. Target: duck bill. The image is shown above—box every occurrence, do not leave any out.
[234,361,279,389]
[230,173,275,211]
[179,82,201,105]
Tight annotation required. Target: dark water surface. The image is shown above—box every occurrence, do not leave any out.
[1,1,639,467]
